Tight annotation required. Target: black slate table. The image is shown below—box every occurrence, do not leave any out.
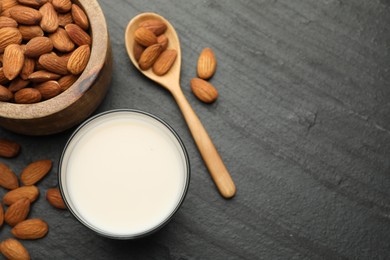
[1,0,390,259]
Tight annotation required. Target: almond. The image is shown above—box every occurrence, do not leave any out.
[38,52,68,74]
[197,48,217,79]
[3,44,24,80]
[49,27,75,52]
[17,0,48,8]
[71,3,88,30]
[20,57,35,80]
[0,139,20,158]
[138,44,163,70]
[139,19,167,36]
[152,49,177,76]
[35,80,60,99]
[20,159,52,185]
[39,2,58,33]
[0,27,22,53]
[1,0,18,11]
[14,88,42,103]
[46,188,66,209]
[157,34,169,51]
[65,23,91,46]
[24,36,53,57]
[11,218,48,240]
[0,238,30,260]
[134,27,157,47]
[27,70,60,82]
[9,5,42,25]
[52,0,71,13]
[0,16,17,28]
[0,85,13,101]
[190,78,218,103]
[18,25,44,40]
[3,185,39,205]
[58,74,76,91]
[5,198,30,226]
[9,77,30,92]
[133,42,145,62]
[67,44,90,75]
[58,12,72,27]
[0,68,9,84]
[0,162,19,189]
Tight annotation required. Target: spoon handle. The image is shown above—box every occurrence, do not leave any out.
[172,87,236,199]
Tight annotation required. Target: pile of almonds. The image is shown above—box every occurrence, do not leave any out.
[133,19,178,76]
[0,138,66,259]
[0,0,91,104]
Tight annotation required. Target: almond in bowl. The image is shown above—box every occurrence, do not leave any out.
[0,0,112,135]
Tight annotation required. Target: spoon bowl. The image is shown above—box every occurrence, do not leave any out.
[125,13,236,199]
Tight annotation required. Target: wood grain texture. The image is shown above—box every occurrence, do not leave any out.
[0,0,389,259]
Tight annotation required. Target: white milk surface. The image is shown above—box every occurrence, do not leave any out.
[61,111,188,237]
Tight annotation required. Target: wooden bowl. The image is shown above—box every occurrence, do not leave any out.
[0,0,112,136]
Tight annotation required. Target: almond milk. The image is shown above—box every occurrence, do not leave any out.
[60,110,189,238]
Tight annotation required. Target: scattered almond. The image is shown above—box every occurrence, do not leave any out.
[0,238,30,260]
[20,159,52,185]
[67,44,90,75]
[5,198,30,226]
[152,49,177,76]
[0,162,19,189]
[190,78,219,103]
[46,188,66,209]
[11,218,48,240]
[3,185,39,205]
[197,47,217,79]
[0,138,20,158]
[14,87,42,103]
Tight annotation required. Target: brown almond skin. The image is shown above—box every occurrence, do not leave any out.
[18,0,48,8]
[134,27,157,47]
[46,188,66,209]
[18,25,44,41]
[138,44,163,70]
[0,85,13,101]
[0,16,18,29]
[9,5,42,25]
[20,57,35,80]
[24,36,53,58]
[0,139,20,158]
[38,52,68,75]
[11,218,48,240]
[71,3,88,30]
[27,70,60,83]
[65,23,91,46]
[58,74,77,91]
[0,27,22,53]
[9,77,30,92]
[49,27,75,52]
[0,238,30,260]
[190,78,219,103]
[1,0,19,10]
[197,47,217,80]
[0,68,9,85]
[21,159,52,186]
[157,34,169,51]
[5,198,30,226]
[35,80,61,100]
[152,49,177,76]
[39,2,58,33]
[0,204,4,228]
[133,42,145,62]
[3,43,24,80]
[67,44,90,75]
[139,19,167,36]
[14,88,42,103]
[3,185,39,206]
[0,162,19,190]
[52,0,71,13]
[58,12,73,27]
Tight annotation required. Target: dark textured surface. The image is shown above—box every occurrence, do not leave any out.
[1,0,390,259]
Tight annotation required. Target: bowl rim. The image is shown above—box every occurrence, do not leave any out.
[58,109,191,239]
[0,0,108,120]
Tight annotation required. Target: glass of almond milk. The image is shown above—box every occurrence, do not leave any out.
[59,109,190,239]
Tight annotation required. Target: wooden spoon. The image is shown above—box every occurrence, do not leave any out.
[125,12,236,199]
